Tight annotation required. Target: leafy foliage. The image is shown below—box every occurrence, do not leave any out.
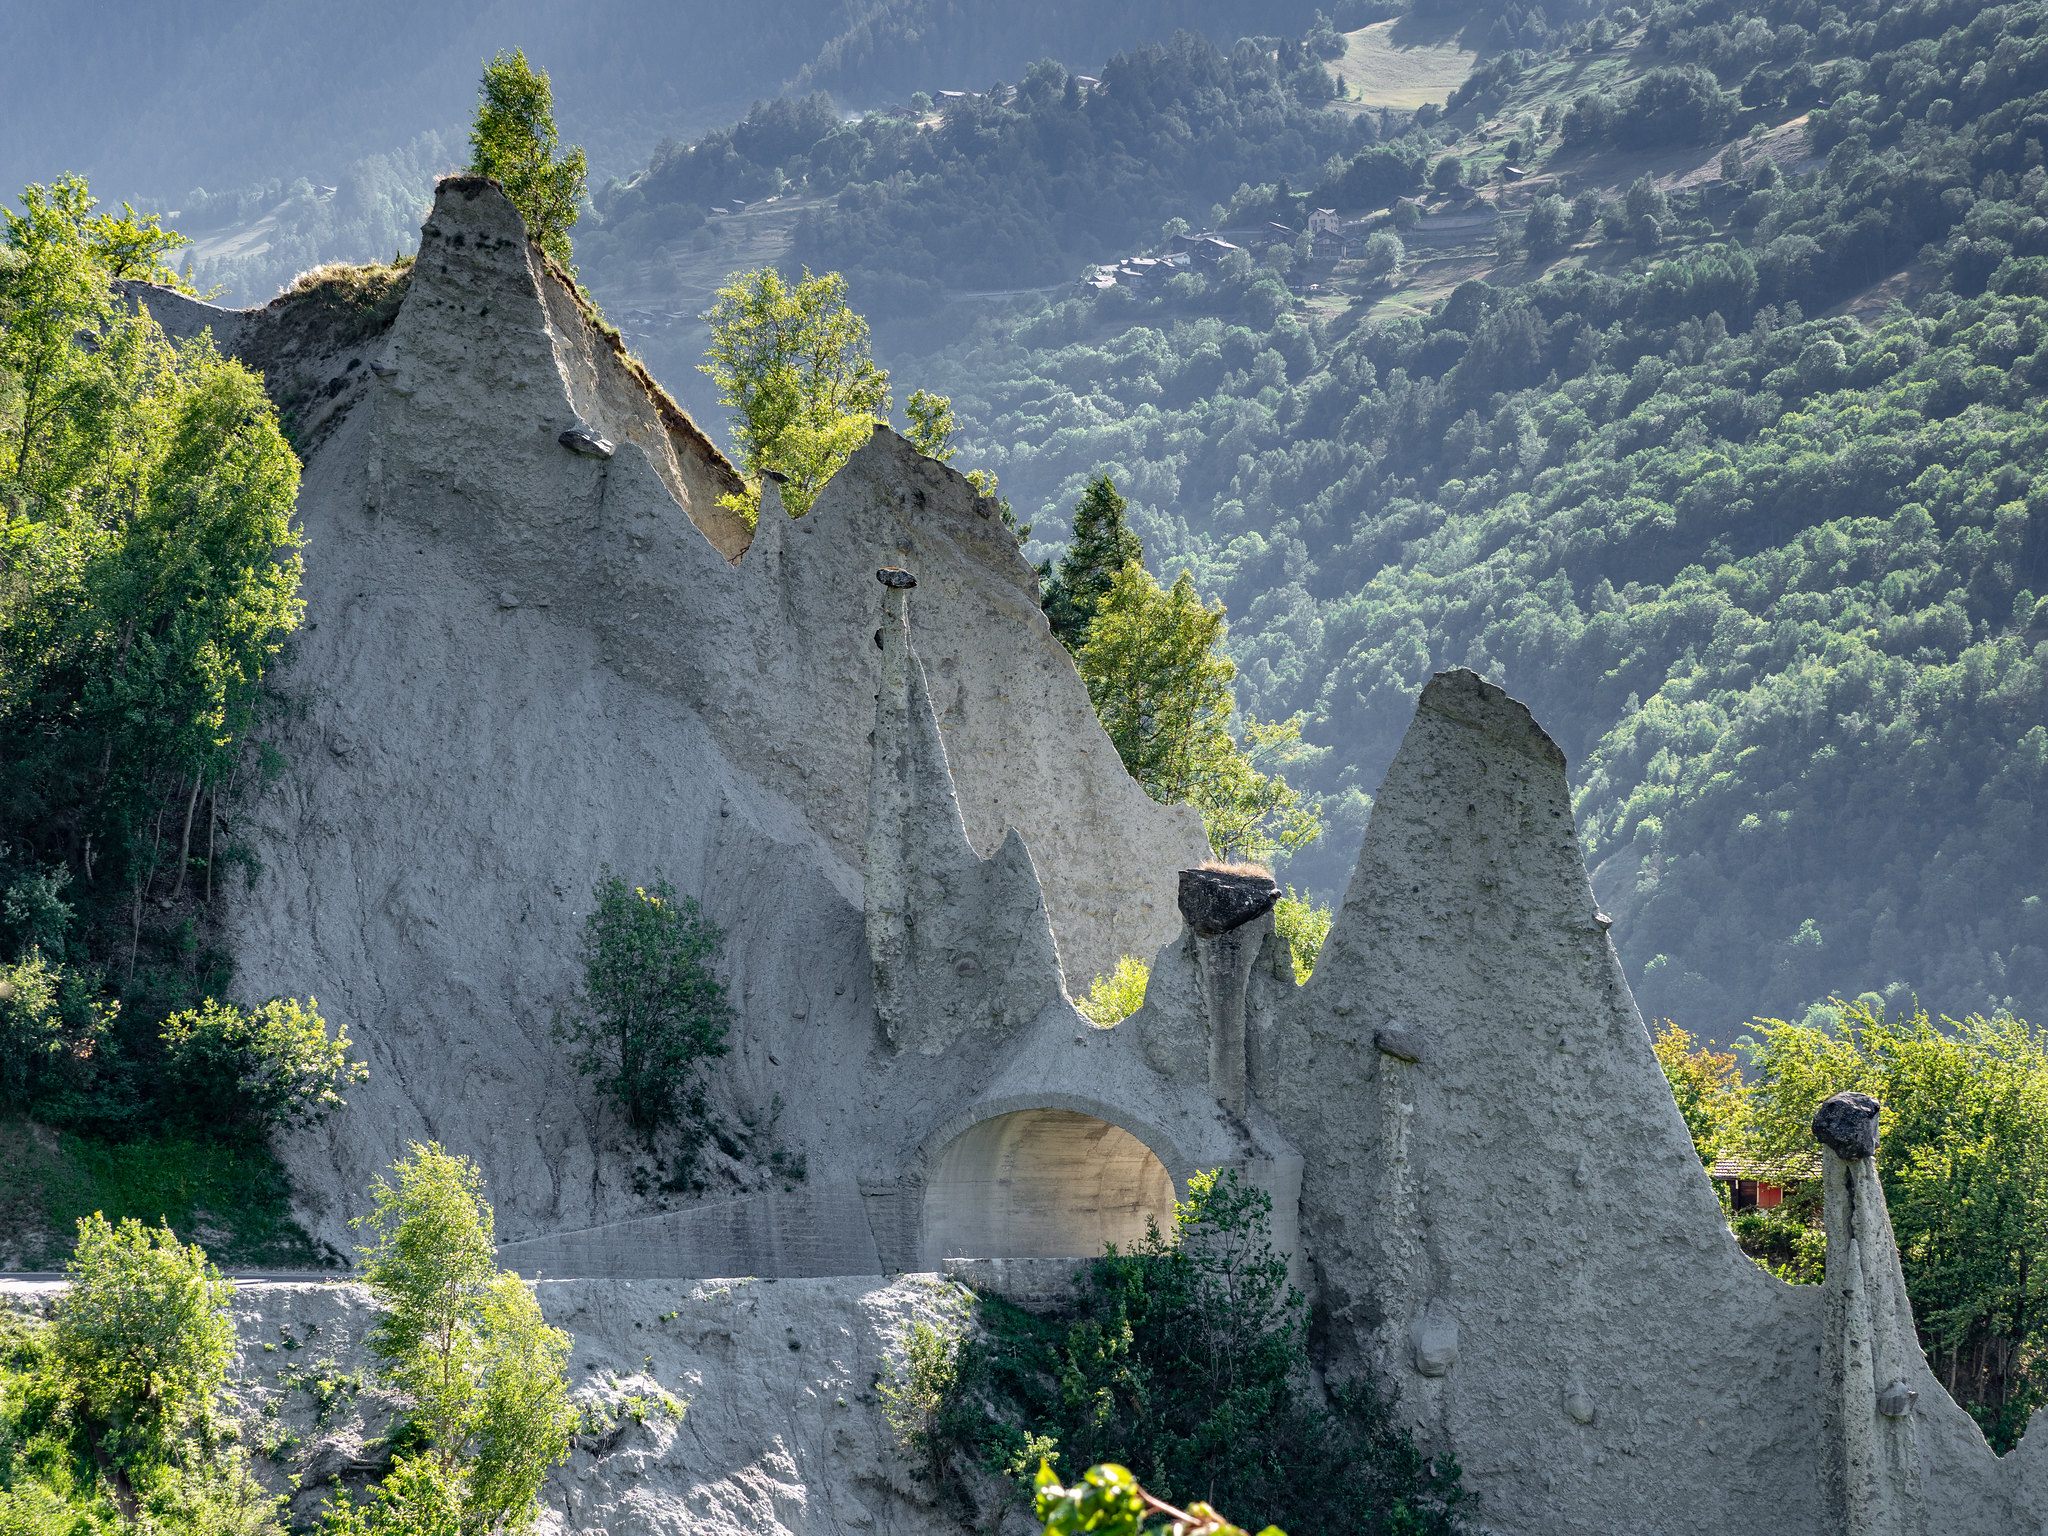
[1,1220,281,1534]
[1271,891,1331,984]
[1650,1021,1748,1165]
[1077,955,1151,1026]
[557,871,733,1140]
[1079,563,1321,864]
[319,1452,466,1536]
[158,996,364,1134]
[54,1214,235,1461]
[1,173,341,1253]
[1042,475,1144,653]
[351,1143,576,1536]
[0,1114,330,1271]
[880,1306,967,1489]
[1738,1000,2048,1447]
[1035,1462,1282,1536]
[939,1170,1466,1536]
[702,266,891,519]
[467,50,587,268]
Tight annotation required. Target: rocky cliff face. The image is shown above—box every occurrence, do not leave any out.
[187,178,1204,1252]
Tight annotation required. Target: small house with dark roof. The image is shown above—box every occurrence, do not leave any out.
[1708,1152,1820,1212]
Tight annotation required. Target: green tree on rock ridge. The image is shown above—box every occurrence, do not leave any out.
[702,266,890,521]
[1041,474,1142,653]
[903,387,1026,542]
[469,49,588,267]
[1079,561,1321,866]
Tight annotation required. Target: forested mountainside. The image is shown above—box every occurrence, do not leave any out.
[582,0,2048,1037]
[2,0,1337,306]
[793,0,1341,100]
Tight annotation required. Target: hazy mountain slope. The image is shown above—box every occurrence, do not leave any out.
[794,0,1336,99]
[581,0,2048,1037]
[3,0,1348,305]
[0,0,851,201]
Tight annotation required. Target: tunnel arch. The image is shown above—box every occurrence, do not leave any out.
[921,1106,1180,1265]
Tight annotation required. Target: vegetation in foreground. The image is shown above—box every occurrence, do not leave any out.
[0,1146,574,1536]
[0,1214,282,1534]
[886,1169,1466,1536]
[326,1143,576,1535]
[1036,1462,1285,1536]
[1,173,360,1260]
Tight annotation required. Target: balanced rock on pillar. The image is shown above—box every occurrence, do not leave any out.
[1178,866,1280,936]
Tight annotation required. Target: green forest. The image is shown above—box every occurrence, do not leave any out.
[573,0,2048,1036]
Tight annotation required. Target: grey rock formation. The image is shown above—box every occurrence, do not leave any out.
[184,178,1204,1251]
[1814,1091,1882,1160]
[1261,669,1830,1533]
[558,422,615,458]
[130,179,2048,1536]
[1372,1022,1426,1064]
[1177,866,1280,935]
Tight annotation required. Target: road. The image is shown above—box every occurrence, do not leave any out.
[0,1270,339,1285]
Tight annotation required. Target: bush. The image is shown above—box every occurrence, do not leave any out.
[159,996,365,1134]
[0,948,114,1109]
[1273,892,1331,984]
[938,1171,1466,1536]
[1730,1207,1825,1285]
[53,1214,235,1460]
[880,1306,967,1488]
[1077,956,1150,1025]
[558,871,732,1138]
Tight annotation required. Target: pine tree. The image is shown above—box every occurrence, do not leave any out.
[1042,474,1143,651]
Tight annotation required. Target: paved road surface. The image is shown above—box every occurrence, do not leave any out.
[0,1271,339,1285]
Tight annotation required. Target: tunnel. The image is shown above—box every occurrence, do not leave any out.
[923,1108,1178,1263]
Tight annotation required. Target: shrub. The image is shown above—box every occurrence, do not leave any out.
[939,1171,1466,1536]
[319,1452,466,1536]
[0,948,113,1109]
[1272,892,1331,984]
[558,871,732,1138]
[1730,1207,1825,1285]
[53,1213,235,1461]
[1077,956,1150,1025]
[159,996,365,1134]
[880,1306,966,1488]
[1035,1462,1279,1536]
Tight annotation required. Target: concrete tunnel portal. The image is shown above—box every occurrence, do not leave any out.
[923,1108,1179,1264]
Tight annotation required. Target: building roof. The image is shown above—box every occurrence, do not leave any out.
[1708,1152,1821,1184]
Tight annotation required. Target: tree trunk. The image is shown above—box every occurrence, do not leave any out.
[203,786,219,906]
[171,772,203,902]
